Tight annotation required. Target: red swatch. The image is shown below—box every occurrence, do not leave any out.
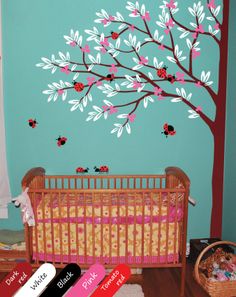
[0,262,32,297]
[91,264,131,297]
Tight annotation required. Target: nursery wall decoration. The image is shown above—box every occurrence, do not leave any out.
[36,0,229,237]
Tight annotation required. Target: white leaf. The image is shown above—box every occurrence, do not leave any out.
[186,38,192,49]
[93,112,103,121]
[148,72,154,80]
[111,127,119,134]
[103,100,113,106]
[181,88,186,98]
[73,73,79,81]
[167,56,177,63]
[199,13,205,24]
[93,105,102,113]
[188,7,196,16]
[88,64,94,71]
[176,88,181,96]
[96,53,101,64]
[88,55,96,64]
[117,114,128,119]
[117,126,123,138]
[126,123,131,134]
[171,97,182,102]
[180,31,190,39]
[115,38,121,49]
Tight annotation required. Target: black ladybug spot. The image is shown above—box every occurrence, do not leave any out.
[167,125,174,132]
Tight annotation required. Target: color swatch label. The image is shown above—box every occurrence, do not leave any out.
[40,263,81,297]
[0,263,32,297]
[13,263,56,297]
[65,263,106,297]
[91,264,131,297]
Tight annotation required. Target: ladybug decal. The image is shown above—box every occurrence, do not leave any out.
[157,66,167,79]
[105,74,115,83]
[76,167,89,173]
[162,123,176,137]
[167,74,176,84]
[28,119,38,128]
[57,136,67,147]
[94,165,109,173]
[111,31,119,40]
[73,81,84,92]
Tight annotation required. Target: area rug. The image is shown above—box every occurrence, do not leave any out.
[114,284,145,297]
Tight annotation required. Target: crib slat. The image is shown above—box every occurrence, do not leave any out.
[50,192,55,264]
[58,192,63,264]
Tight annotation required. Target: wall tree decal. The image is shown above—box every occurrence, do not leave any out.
[36,0,229,237]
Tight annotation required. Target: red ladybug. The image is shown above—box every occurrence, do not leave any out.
[73,81,84,92]
[57,136,67,146]
[105,74,115,83]
[167,74,176,84]
[162,123,176,137]
[76,167,89,173]
[111,31,119,40]
[157,66,167,79]
[28,119,38,128]
[94,166,109,173]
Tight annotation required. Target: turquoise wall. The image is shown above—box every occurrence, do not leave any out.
[222,0,236,242]
[0,0,223,239]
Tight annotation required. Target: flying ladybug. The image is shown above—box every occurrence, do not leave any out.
[28,119,38,128]
[161,123,176,137]
[57,136,67,147]
[111,31,119,40]
[167,74,176,84]
[76,167,89,173]
[157,66,168,79]
[105,74,115,83]
[73,81,84,92]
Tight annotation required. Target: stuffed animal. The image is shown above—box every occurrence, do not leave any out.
[12,188,35,226]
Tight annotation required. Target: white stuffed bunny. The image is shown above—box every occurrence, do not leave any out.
[12,188,35,226]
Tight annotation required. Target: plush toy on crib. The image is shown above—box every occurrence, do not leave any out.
[11,188,35,227]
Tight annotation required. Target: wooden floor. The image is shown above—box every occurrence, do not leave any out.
[0,263,209,297]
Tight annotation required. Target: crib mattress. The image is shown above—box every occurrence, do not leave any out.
[32,192,183,264]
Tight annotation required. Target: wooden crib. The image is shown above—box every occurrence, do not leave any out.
[22,166,190,296]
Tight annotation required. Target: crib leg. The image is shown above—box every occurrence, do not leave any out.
[180,261,186,297]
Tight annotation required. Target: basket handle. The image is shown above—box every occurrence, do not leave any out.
[194,240,236,284]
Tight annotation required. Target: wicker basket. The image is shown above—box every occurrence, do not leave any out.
[194,241,236,297]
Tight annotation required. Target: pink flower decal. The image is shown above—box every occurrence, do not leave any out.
[196,106,202,112]
[109,64,118,73]
[100,47,107,54]
[154,87,163,96]
[132,81,142,89]
[102,19,108,25]
[139,56,148,65]
[61,65,70,75]
[158,44,165,50]
[109,15,115,21]
[141,11,151,21]
[214,23,220,30]
[96,81,103,87]
[195,81,202,88]
[166,0,176,9]
[176,72,185,84]
[102,105,109,111]
[132,9,138,16]
[129,25,135,31]
[87,76,96,86]
[192,49,200,59]
[58,89,64,95]
[207,0,216,9]
[70,41,77,47]
[81,44,90,53]
[109,106,118,114]
[158,95,164,100]
[195,25,204,34]
[128,114,136,122]
[164,29,170,35]
[165,19,174,28]
[192,33,197,39]
[100,38,109,47]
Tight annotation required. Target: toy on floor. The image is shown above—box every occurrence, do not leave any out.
[199,247,236,281]
[11,188,35,226]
